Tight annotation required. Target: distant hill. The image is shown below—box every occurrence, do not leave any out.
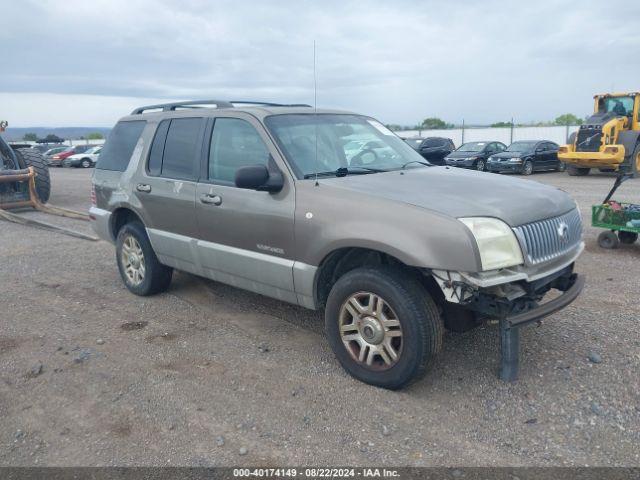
[1,127,112,142]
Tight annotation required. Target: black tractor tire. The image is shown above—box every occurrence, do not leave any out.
[14,148,51,203]
[598,231,619,249]
[116,221,173,296]
[325,266,444,390]
[567,165,590,176]
[618,231,638,245]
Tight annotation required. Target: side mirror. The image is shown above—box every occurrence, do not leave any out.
[235,164,283,192]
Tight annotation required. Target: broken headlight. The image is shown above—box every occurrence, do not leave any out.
[459,217,524,271]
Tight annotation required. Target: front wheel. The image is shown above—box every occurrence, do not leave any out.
[522,160,533,175]
[476,159,485,171]
[81,158,92,168]
[116,221,173,296]
[598,230,619,249]
[325,267,443,390]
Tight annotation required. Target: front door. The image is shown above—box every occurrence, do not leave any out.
[194,115,297,303]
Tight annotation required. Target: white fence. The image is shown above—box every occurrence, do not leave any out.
[395,125,580,147]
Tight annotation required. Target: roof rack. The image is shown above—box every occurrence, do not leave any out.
[131,100,234,115]
[229,101,312,108]
[131,99,312,115]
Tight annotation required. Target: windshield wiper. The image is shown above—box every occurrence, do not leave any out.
[303,166,386,179]
[400,160,431,169]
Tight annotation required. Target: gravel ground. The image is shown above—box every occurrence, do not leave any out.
[0,167,638,467]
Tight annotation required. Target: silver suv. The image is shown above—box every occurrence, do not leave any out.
[90,100,584,389]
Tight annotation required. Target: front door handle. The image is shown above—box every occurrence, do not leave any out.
[136,184,152,193]
[200,194,222,206]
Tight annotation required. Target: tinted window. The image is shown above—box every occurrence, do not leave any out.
[208,118,270,183]
[147,120,170,176]
[96,121,146,171]
[422,139,440,148]
[161,118,202,180]
[496,143,506,151]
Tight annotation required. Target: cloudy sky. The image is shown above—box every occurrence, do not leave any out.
[1,0,639,127]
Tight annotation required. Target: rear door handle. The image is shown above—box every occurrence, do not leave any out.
[136,184,152,193]
[200,194,222,206]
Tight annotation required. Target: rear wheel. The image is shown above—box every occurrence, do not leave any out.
[325,267,443,390]
[618,231,638,245]
[14,148,51,203]
[522,160,533,175]
[116,221,173,296]
[557,162,566,172]
[598,231,619,249]
[568,165,590,176]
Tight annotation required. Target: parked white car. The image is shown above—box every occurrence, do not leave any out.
[62,146,102,168]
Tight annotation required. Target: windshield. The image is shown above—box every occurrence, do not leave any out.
[456,142,486,152]
[265,114,429,178]
[87,146,101,154]
[506,142,536,152]
[599,96,634,116]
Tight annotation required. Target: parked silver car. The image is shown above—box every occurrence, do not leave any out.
[90,100,584,389]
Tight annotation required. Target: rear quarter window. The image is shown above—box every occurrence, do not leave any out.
[96,120,146,171]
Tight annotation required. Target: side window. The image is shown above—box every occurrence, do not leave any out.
[161,118,202,180]
[497,143,506,151]
[147,120,170,176]
[422,139,440,148]
[208,118,270,184]
[486,142,496,153]
[96,120,146,171]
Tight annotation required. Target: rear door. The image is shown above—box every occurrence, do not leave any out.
[135,116,205,270]
[194,114,297,302]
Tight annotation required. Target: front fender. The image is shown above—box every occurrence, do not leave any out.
[294,183,481,272]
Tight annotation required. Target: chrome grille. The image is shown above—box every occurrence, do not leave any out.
[513,209,582,265]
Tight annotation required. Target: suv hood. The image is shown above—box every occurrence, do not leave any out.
[319,166,575,226]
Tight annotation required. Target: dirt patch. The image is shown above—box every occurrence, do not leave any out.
[145,332,178,343]
[120,321,148,331]
[0,336,23,354]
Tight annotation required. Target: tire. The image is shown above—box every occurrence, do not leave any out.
[557,162,566,172]
[476,159,485,171]
[598,231,619,249]
[116,221,173,296]
[618,231,638,245]
[14,148,51,203]
[81,158,92,168]
[521,160,533,175]
[325,267,443,390]
[567,165,590,176]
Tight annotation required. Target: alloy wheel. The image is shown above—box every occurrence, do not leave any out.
[338,292,403,370]
[121,235,146,286]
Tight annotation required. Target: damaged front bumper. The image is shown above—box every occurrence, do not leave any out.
[430,246,585,381]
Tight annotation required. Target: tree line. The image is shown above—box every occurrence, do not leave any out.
[386,113,584,131]
[22,132,104,142]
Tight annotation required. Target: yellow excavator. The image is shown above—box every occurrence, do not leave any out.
[558,92,640,176]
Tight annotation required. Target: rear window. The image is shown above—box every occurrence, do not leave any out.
[96,121,146,171]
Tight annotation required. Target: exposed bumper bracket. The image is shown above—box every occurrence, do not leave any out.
[498,273,585,381]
